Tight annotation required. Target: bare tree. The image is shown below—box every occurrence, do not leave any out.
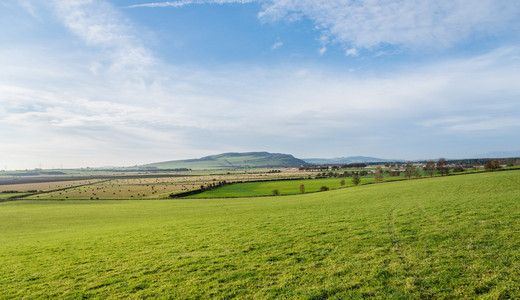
[424,160,436,177]
[437,158,450,176]
[374,166,384,183]
[405,161,415,179]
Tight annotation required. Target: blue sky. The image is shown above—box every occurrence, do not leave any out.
[1,0,520,169]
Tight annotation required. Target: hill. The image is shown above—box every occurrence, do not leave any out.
[303,155,392,164]
[141,152,307,169]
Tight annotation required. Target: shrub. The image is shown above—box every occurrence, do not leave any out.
[453,166,466,173]
[352,174,361,186]
[484,160,501,171]
[272,189,280,196]
[320,186,329,191]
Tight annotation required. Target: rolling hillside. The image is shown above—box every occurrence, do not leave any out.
[141,152,307,169]
[2,171,520,298]
[303,156,391,164]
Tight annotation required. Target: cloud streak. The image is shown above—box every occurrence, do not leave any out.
[259,0,520,50]
[127,0,254,9]
[128,0,520,52]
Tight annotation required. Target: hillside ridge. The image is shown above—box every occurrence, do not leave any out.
[142,152,307,169]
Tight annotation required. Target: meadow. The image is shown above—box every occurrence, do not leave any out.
[187,176,407,198]
[1,170,520,298]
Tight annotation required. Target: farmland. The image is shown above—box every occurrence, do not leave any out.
[1,165,517,201]
[1,170,520,298]
[0,167,315,200]
[187,175,409,198]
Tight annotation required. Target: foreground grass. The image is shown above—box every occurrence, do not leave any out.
[1,171,520,298]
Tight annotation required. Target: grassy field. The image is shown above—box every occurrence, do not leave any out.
[1,171,520,298]
[0,192,28,200]
[7,170,307,200]
[186,176,409,198]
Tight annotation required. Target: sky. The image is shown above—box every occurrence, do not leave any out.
[1,0,520,169]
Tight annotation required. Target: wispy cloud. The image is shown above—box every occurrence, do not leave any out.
[52,0,156,81]
[271,41,283,50]
[127,0,255,9]
[259,0,520,51]
[129,0,520,52]
[345,48,358,57]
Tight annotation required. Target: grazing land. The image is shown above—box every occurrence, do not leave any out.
[12,170,306,200]
[1,171,520,298]
[0,180,104,193]
[187,176,407,198]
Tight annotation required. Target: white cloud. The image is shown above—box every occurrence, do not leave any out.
[128,0,520,52]
[447,118,520,132]
[259,0,520,50]
[3,44,520,167]
[127,0,255,9]
[52,0,156,83]
[345,48,358,56]
[271,41,283,50]
[318,46,326,55]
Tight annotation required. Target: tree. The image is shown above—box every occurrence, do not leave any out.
[405,161,415,179]
[437,158,450,176]
[389,170,400,177]
[352,174,361,186]
[412,167,421,178]
[424,160,436,177]
[340,179,346,186]
[453,165,465,172]
[484,160,501,171]
[374,166,384,183]
[300,184,305,194]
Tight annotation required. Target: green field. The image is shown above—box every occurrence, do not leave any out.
[187,177,403,198]
[0,192,28,199]
[1,171,520,298]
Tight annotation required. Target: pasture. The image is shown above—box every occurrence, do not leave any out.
[9,170,305,200]
[187,176,406,198]
[1,170,520,298]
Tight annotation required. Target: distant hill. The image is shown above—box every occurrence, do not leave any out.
[141,152,307,169]
[303,156,391,165]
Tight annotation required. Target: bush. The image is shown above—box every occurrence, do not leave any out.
[484,160,501,171]
[352,174,361,185]
[272,189,280,196]
[453,166,466,173]
[320,186,329,191]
